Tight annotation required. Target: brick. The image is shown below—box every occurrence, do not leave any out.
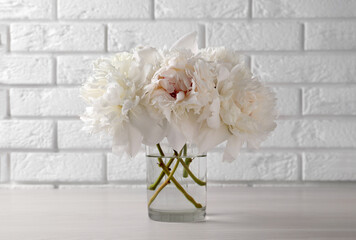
[262,119,356,148]
[108,22,200,51]
[254,0,356,18]
[107,152,146,181]
[10,88,84,116]
[273,87,300,116]
[0,89,7,118]
[303,152,356,181]
[207,22,301,51]
[0,120,53,149]
[11,153,104,182]
[11,24,105,52]
[208,152,298,181]
[303,87,356,115]
[0,56,52,84]
[57,56,98,85]
[58,0,150,19]
[155,0,248,19]
[0,0,53,19]
[58,120,112,149]
[306,22,356,50]
[252,55,356,83]
[0,25,8,52]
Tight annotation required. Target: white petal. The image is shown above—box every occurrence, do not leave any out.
[129,106,166,146]
[166,122,187,151]
[179,114,200,142]
[217,66,230,82]
[207,98,221,129]
[170,32,198,54]
[176,91,185,102]
[136,46,160,64]
[223,136,242,162]
[112,123,142,157]
[195,124,229,153]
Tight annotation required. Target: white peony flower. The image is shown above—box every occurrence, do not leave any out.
[80,32,277,162]
[216,62,277,161]
[144,34,218,151]
[80,50,165,157]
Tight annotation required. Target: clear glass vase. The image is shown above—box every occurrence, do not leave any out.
[146,143,207,222]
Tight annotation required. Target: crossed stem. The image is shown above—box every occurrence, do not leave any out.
[149,144,206,190]
[148,157,175,190]
[147,144,203,208]
[147,158,180,207]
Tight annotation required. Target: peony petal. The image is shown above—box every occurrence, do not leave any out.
[129,105,166,146]
[195,124,229,153]
[217,65,230,82]
[125,124,143,157]
[135,46,160,64]
[112,123,142,157]
[206,98,221,129]
[166,122,187,151]
[223,136,242,162]
[178,113,200,142]
[170,32,198,54]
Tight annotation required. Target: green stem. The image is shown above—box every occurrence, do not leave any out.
[182,158,192,178]
[155,157,202,208]
[148,158,180,207]
[148,157,175,190]
[174,149,206,186]
[178,157,206,186]
[182,144,189,178]
[149,144,202,208]
[148,143,174,191]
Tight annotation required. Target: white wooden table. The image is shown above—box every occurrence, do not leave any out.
[1,187,356,239]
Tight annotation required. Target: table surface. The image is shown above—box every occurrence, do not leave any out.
[1,187,356,240]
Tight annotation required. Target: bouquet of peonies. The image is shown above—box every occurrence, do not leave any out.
[80,32,277,162]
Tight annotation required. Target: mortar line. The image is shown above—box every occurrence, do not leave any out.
[52,56,57,85]
[104,24,108,52]
[6,25,10,52]
[299,152,304,182]
[248,0,253,19]
[151,0,155,20]
[5,89,10,118]
[300,23,305,51]
[53,120,59,152]
[53,0,58,20]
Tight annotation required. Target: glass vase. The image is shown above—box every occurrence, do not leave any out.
[146,143,207,222]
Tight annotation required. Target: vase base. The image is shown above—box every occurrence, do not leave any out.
[148,207,206,222]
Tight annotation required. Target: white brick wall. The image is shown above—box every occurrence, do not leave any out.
[108,22,201,51]
[155,0,248,19]
[0,0,53,20]
[0,0,355,187]
[207,22,301,51]
[57,120,112,149]
[58,0,151,19]
[10,88,84,116]
[11,153,104,182]
[0,56,53,84]
[11,24,105,51]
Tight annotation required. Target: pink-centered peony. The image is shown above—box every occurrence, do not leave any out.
[80,32,277,161]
